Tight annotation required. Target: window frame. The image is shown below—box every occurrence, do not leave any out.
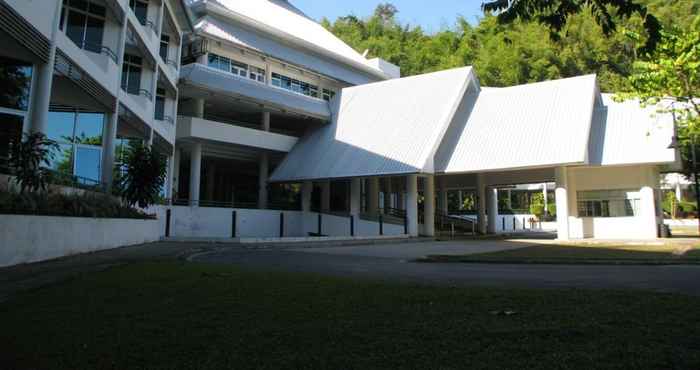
[46,109,106,184]
[60,0,107,54]
[576,189,641,218]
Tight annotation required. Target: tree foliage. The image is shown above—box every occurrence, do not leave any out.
[9,132,58,194]
[323,1,698,92]
[119,143,167,208]
[481,0,661,53]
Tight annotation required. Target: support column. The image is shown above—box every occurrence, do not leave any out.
[367,177,379,214]
[101,112,118,190]
[172,148,180,198]
[406,174,419,237]
[189,143,202,206]
[301,181,313,212]
[350,178,362,216]
[439,180,449,215]
[320,180,331,213]
[258,153,269,209]
[477,174,487,234]
[424,175,436,236]
[382,178,392,212]
[543,183,548,216]
[640,167,660,239]
[506,189,512,210]
[487,187,498,234]
[194,98,205,119]
[458,190,464,210]
[555,167,570,240]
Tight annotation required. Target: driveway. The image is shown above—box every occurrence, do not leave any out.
[192,239,700,296]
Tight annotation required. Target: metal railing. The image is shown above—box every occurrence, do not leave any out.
[73,40,119,64]
[164,199,299,211]
[165,59,179,70]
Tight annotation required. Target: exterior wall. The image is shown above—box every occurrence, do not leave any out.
[0,215,160,267]
[565,165,660,239]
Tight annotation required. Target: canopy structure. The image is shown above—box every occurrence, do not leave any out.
[269,67,477,182]
[270,67,677,183]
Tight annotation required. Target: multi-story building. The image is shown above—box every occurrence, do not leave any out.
[173,0,399,209]
[0,0,191,190]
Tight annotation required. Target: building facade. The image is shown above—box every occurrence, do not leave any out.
[0,0,681,242]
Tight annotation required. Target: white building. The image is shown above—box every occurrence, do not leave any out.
[0,0,681,241]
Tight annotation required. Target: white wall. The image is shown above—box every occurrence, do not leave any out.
[564,165,660,239]
[0,215,160,267]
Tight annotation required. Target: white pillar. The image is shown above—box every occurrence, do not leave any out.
[640,167,660,239]
[320,180,331,212]
[555,167,570,240]
[406,174,419,237]
[301,181,313,212]
[172,148,180,197]
[676,182,682,201]
[101,112,118,190]
[189,143,202,206]
[261,111,270,131]
[458,190,464,210]
[194,98,205,119]
[487,187,498,234]
[477,174,487,234]
[350,178,362,216]
[383,178,392,212]
[258,153,268,209]
[367,177,379,214]
[424,175,436,236]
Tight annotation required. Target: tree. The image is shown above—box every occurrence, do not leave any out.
[9,132,58,194]
[374,3,398,23]
[481,0,662,52]
[119,143,167,208]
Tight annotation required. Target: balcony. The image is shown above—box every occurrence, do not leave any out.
[179,63,331,121]
[177,116,299,152]
[55,31,121,95]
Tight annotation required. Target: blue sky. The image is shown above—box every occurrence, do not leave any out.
[292,0,485,32]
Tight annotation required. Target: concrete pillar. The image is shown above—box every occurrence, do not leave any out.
[301,181,313,212]
[477,174,487,234]
[458,190,463,210]
[640,167,660,239]
[506,189,512,210]
[189,143,202,206]
[383,178,392,212]
[258,153,269,209]
[367,177,380,214]
[320,180,331,212]
[206,163,216,201]
[261,111,270,131]
[406,174,419,237]
[101,112,118,190]
[676,182,682,201]
[487,187,498,234]
[555,167,569,240]
[350,178,362,216]
[424,175,436,236]
[439,182,449,215]
[194,98,205,119]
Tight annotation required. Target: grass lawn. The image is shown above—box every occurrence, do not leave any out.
[1,262,700,369]
[421,244,700,265]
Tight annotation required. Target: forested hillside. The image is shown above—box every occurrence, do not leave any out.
[321,1,700,92]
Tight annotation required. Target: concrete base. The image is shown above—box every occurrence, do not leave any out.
[166,234,417,246]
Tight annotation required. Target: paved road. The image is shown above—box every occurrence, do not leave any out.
[192,240,700,296]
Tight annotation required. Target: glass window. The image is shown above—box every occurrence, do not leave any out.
[0,57,33,111]
[129,0,148,26]
[160,34,170,61]
[50,143,75,175]
[270,72,323,99]
[154,88,165,121]
[84,16,105,53]
[75,146,101,183]
[249,66,265,83]
[231,60,248,77]
[62,0,105,53]
[121,54,142,95]
[322,89,336,101]
[75,112,104,145]
[0,113,23,170]
[577,190,640,218]
[47,111,76,143]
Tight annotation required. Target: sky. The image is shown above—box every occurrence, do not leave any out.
[291,0,485,32]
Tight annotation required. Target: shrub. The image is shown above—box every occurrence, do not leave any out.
[120,144,167,208]
[8,132,58,194]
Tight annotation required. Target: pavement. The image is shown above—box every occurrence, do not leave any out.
[2,238,700,302]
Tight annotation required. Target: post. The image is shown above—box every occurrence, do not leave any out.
[555,166,570,240]
[379,214,384,235]
[367,178,380,214]
[406,174,419,237]
[350,215,355,237]
[101,112,118,191]
[424,175,436,236]
[165,209,171,237]
[189,143,202,206]
[279,212,284,237]
[301,181,313,212]
[320,180,331,213]
[350,178,362,216]
[231,210,237,238]
[258,152,268,209]
[542,183,549,217]
[318,213,322,235]
[487,187,498,234]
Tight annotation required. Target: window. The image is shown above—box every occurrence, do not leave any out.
[207,53,266,83]
[0,113,23,172]
[121,54,142,95]
[154,88,166,121]
[129,0,148,26]
[61,0,106,54]
[159,34,170,61]
[271,72,322,99]
[577,190,640,218]
[0,56,33,111]
[322,88,336,101]
[47,110,105,184]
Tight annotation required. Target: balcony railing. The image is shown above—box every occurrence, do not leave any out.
[73,40,119,64]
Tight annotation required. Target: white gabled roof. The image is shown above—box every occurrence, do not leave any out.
[198,0,387,80]
[588,94,676,166]
[269,67,474,182]
[435,75,598,174]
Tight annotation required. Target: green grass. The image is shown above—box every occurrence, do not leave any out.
[421,244,700,265]
[1,263,700,369]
